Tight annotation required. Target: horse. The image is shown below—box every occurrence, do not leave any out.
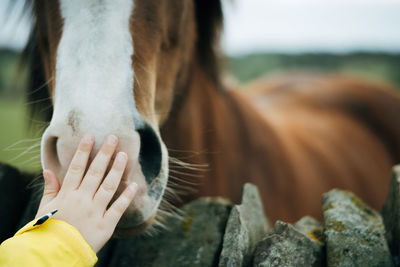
[22,0,400,235]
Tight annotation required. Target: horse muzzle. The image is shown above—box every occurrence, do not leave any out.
[41,118,168,235]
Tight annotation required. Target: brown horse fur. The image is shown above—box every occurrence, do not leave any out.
[162,69,400,222]
[23,0,400,224]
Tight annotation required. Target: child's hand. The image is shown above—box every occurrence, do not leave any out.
[35,134,137,253]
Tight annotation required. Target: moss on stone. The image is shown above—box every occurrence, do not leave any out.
[322,202,334,212]
[182,209,194,234]
[327,221,346,233]
[350,194,375,217]
[361,240,371,246]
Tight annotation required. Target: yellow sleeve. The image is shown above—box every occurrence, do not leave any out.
[0,218,97,267]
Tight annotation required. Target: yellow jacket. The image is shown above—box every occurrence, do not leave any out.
[0,218,97,267]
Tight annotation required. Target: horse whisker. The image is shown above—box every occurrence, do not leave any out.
[7,141,41,161]
[169,156,209,170]
[24,96,52,106]
[39,104,53,113]
[26,77,54,96]
[168,177,199,187]
[2,137,41,150]
[168,169,203,178]
[19,154,41,166]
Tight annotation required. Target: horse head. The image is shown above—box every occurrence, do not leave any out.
[29,0,221,235]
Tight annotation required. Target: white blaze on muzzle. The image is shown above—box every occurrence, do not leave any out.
[40,0,168,229]
[54,0,139,132]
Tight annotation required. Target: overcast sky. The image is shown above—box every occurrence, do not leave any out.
[222,0,400,55]
[1,0,400,55]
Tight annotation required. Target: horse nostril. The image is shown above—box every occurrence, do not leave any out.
[137,124,162,185]
[43,135,61,173]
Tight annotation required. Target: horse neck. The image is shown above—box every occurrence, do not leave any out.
[161,65,288,201]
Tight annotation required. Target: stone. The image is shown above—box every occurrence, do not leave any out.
[253,221,324,267]
[108,197,232,267]
[0,163,32,241]
[382,165,400,266]
[294,216,324,243]
[323,189,393,267]
[219,183,270,267]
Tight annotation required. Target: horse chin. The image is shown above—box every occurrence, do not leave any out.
[113,213,156,237]
[112,152,168,237]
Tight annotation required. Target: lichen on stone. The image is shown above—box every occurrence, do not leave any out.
[326,221,346,233]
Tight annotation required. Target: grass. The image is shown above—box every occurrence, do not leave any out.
[0,98,42,172]
[225,53,400,87]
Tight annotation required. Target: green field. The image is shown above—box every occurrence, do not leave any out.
[225,53,400,87]
[1,49,400,172]
[0,98,42,172]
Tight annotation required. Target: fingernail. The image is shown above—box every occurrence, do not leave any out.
[107,135,118,145]
[116,152,127,162]
[83,134,93,144]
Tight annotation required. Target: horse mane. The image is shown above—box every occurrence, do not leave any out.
[193,0,223,85]
[23,29,53,123]
[14,0,52,123]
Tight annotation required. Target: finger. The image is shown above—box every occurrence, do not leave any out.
[94,152,128,209]
[38,170,60,208]
[62,133,94,190]
[105,182,137,225]
[79,135,118,195]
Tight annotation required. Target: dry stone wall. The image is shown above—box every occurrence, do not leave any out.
[1,163,400,266]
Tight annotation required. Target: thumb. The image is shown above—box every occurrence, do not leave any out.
[40,170,61,205]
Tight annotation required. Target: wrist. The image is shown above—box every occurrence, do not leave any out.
[16,218,98,265]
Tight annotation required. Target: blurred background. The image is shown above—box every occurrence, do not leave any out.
[1,0,400,172]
